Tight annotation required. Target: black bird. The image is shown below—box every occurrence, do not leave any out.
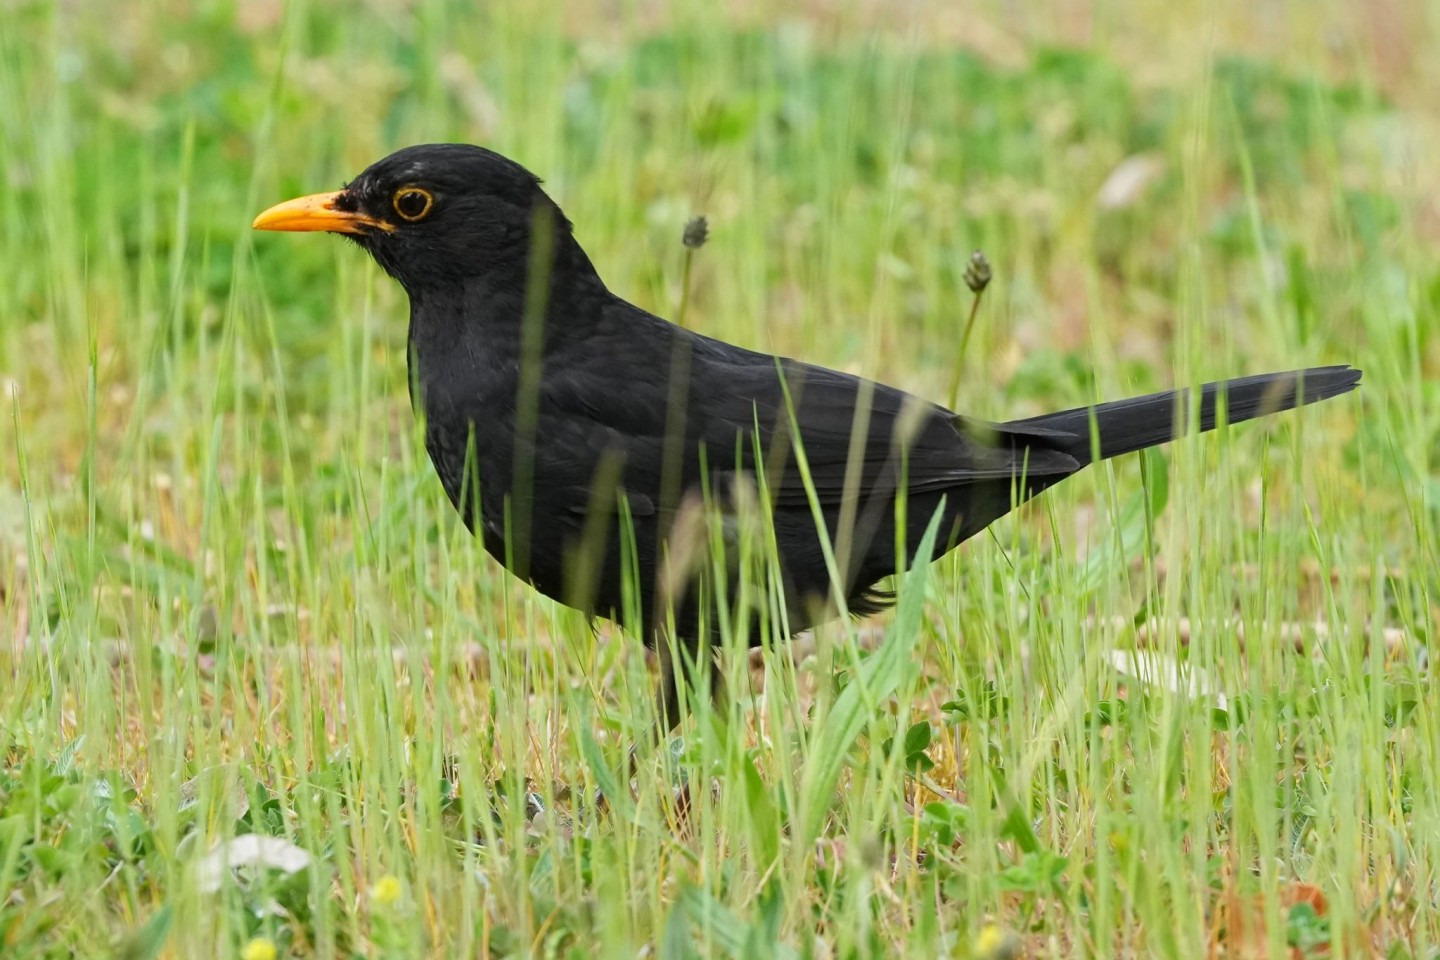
[254,143,1360,733]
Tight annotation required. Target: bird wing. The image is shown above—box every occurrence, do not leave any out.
[536,325,1079,519]
[686,341,1081,508]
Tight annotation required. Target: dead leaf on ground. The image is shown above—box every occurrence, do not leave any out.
[1208,882,1364,959]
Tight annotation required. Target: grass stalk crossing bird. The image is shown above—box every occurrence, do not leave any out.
[254,143,1361,738]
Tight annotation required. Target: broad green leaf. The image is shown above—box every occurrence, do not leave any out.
[797,506,944,846]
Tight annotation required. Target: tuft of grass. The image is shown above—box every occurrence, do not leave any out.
[2,1,1436,957]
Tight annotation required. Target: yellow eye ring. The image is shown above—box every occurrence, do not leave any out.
[392,186,434,222]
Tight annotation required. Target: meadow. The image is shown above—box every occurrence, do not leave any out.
[2,0,1437,956]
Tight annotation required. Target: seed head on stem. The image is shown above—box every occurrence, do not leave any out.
[677,216,709,329]
[947,250,994,409]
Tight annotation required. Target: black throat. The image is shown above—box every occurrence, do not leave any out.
[401,229,610,523]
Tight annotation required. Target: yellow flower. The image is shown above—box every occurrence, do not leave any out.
[240,937,278,960]
[372,874,403,906]
[973,923,1021,960]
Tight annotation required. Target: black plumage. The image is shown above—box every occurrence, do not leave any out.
[255,143,1361,730]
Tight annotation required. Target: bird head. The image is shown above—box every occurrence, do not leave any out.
[252,143,575,292]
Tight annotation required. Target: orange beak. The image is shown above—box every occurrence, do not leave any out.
[251,191,394,235]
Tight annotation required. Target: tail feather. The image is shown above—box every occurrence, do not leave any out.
[1002,365,1362,465]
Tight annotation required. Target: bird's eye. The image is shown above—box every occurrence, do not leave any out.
[392,186,434,222]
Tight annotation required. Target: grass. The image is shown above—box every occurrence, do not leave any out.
[2,0,1437,956]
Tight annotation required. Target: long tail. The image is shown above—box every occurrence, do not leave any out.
[1002,365,1362,466]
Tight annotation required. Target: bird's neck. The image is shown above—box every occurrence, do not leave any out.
[402,243,607,415]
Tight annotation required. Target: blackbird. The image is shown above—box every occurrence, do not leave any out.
[254,143,1360,732]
